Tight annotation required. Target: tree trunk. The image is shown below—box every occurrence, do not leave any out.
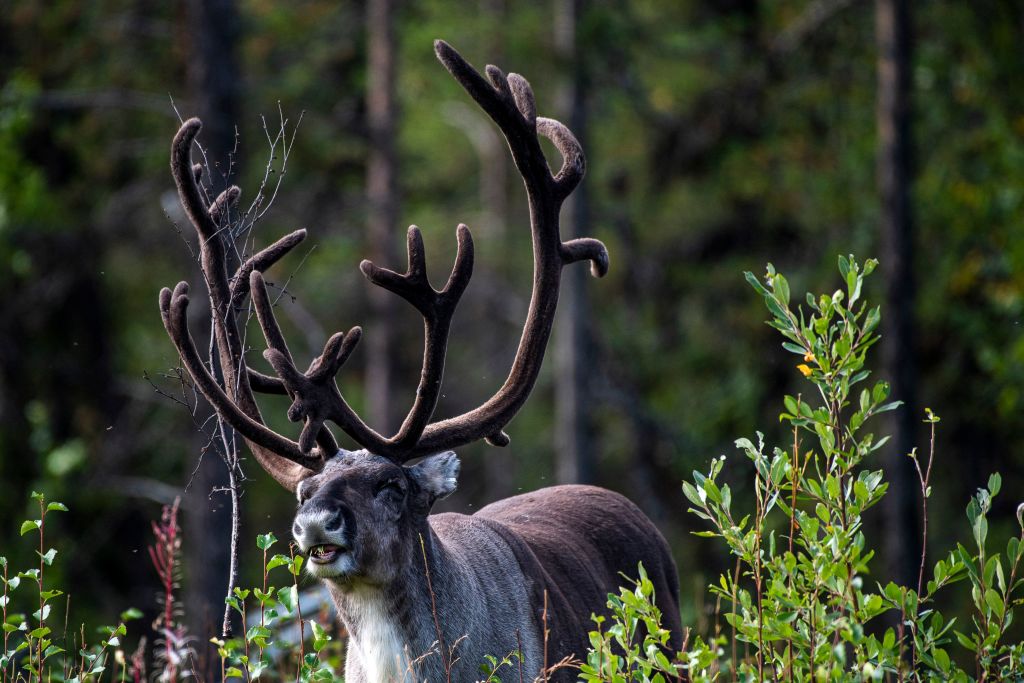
[554,0,596,485]
[183,0,242,639]
[365,0,401,434]
[876,0,919,590]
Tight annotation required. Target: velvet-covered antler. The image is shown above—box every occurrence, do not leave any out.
[159,119,325,490]
[401,40,609,455]
[160,41,608,485]
[247,222,474,462]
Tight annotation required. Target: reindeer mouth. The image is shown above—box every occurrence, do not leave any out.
[309,544,345,564]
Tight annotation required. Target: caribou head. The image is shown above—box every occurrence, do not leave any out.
[292,449,459,584]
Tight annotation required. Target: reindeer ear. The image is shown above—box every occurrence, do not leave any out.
[408,451,460,506]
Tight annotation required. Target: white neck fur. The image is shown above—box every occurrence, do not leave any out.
[341,586,413,683]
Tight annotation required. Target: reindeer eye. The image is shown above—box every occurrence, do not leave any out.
[375,479,404,499]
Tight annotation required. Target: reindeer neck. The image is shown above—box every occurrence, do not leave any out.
[325,530,462,683]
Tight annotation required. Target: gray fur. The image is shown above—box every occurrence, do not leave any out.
[292,450,681,682]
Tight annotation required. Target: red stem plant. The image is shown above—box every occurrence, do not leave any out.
[148,497,183,683]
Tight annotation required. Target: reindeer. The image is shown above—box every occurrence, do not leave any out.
[159,41,681,682]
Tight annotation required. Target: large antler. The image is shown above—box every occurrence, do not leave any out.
[160,41,608,486]
[159,119,330,490]
[404,41,609,454]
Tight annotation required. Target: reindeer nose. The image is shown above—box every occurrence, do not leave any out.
[323,509,343,531]
[293,507,343,541]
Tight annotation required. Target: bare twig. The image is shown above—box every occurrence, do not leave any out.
[516,629,525,683]
[289,543,305,683]
[913,416,938,597]
[419,534,451,682]
[541,590,550,683]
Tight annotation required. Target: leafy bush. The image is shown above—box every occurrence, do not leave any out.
[581,256,1024,681]
[215,532,340,682]
[0,494,340,682]
[1,492,140,682]
[580,564,718,681]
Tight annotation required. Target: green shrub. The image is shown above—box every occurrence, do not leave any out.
[1,492,140,682]
[581,256,1024,681]
[215,532,340,682]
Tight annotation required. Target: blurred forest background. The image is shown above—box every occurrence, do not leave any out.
[2,0,1023,655]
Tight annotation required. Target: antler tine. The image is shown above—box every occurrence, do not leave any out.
[246,270,341,456]
[165,119,325,490]
[159,282,321,476]
[535,117,585,201]
[358,224,474,458]
[229,229,311,399]
[397,40,610,456]
[250,271,387,455]
[230,228,307,306]
[561,237,610,278]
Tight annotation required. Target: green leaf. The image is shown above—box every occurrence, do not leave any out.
[37,548,56,566]
[277,586,297,612]
[987,473,1001,497]
[245,624,272,643]
[45,502,68,513]
[733,438,755,453]
[815,503,830,522]
[848,271,863,306]
[984,588,1004,618]
[825,475,840,500]
[19,520,39,536]
[256,533,277,551]
[781,342,805,356]
[681,482,703,508]
[774,273,790,307]
[42,644,64,659]
[120,608,143,621]
[702,479,722,504]
[267,554,291,572]
[310,620,331,653]
[744,271,771,298]
[955,631,976,652]
[784,395,799,416]
[765,296,790,324]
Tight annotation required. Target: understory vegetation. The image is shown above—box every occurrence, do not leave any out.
[583,257,1024,681]
[2,258,1022,681]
